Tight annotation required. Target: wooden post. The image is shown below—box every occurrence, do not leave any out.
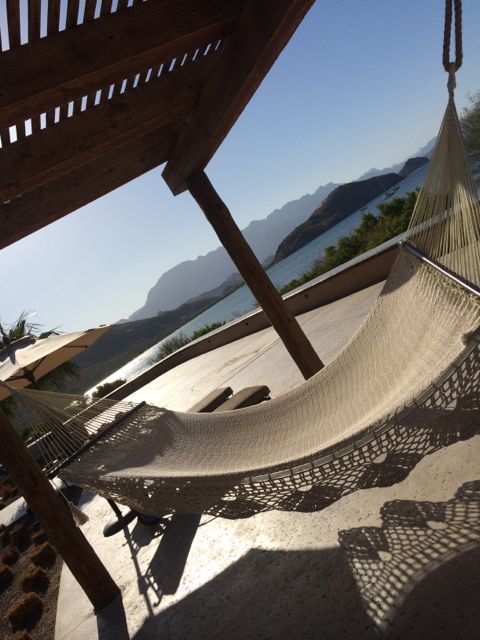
[0,410,120,610]
[186,170,324,379]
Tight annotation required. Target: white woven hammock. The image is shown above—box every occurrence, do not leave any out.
[3,84,479,519]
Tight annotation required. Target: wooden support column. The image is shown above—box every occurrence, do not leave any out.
[0,410,120,610]
[186,170,324,379]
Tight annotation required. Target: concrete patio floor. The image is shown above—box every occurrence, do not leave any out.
[54,282,480,640]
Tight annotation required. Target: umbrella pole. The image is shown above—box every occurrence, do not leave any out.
[0,409,120,610]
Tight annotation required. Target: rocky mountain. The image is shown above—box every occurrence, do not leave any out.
[128,182,338,320]
[398,156,429,178]
[273,173,402,263]
[358,138,436,180]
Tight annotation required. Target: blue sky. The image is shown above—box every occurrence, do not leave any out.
[1,0,479,332]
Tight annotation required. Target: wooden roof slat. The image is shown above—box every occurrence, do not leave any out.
[66,0,81,29]
[0,55,214,201]
[0,0,242,129]
[84,0,97,23]
[99,0,112,17]
[0,124,177,249]
[28,0,42,42]
[47,0,61,36]
[6,0,22,49]
[163,0,315,195]
[1,128,10,145]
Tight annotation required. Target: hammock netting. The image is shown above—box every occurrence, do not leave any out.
[4,89,480,519]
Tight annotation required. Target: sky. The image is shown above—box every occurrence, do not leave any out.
[1,0,479,333]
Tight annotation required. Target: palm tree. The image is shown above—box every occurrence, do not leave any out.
[0,311,81,421]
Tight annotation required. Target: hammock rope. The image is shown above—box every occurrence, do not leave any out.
[2,0,479,519]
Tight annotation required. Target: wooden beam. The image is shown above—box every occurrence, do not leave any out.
[163,0,315,195]
[0,56,215,202]
[0,409,120,610]
[187,170,323,379]
[0,0,242,129]
[0,124,176,249]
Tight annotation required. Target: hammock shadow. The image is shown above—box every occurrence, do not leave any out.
[339,480,480,637]
[92,481,480,639]
[114,511,201,621]
[131,546,379,640]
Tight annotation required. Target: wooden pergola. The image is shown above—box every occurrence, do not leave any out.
[0,0,322,609]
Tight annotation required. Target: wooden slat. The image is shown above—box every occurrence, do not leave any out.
[0,0,242,129]
[0,55,213,201]
[6,0,22,48]
[163,0,315,194]
[99,0,113,17]
[66,0,81,29]
[28,0,42,42]
[84,0,97,22]
[47,0,61,35]
[0,124,177,249]
[1,128,10,145]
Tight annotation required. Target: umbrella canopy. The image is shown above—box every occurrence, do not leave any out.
[0,327,109,401]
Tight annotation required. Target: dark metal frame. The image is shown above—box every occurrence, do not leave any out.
[401,241,480,298]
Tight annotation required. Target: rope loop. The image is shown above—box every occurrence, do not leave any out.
[443,0,463,72]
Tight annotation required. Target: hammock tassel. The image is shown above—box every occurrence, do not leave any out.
[68,500,90,526]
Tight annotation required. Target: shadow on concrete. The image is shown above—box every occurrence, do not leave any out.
[132,546,378,640]
[340,479,480,639]
[147,513,202,595]
[92,481,480,640]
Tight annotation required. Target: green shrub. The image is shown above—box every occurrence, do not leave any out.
[150,322,226,365]
[7,593,43,631]
[20,567,49,595]
[1,546,20,566]
[280,191,418,294]
[31,530,48,547]
[7,631,34,640]
[92,378,126,399]
[0,562,14,589]
[29,542,56,569]
[10,524,31,550]
[0,523,10,547]
[190,322,224,341]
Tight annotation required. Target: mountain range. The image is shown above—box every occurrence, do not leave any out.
[128,182,338,320]
[274,157,429,262]
[128,138,436,322]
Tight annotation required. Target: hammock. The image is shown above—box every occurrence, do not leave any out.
[3,36,480,520]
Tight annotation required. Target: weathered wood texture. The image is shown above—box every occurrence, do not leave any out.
[0,124,177,250]
[187,171,324,379]
[0,410,120,610]
[0,0,242,129]
[0,55,216,201]
[163,0,315,194]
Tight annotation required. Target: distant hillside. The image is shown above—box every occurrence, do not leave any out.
[67,294,227,393]
[274,173,402,263]
[359,138,435,180]
[398,156,429,177]
[128,182,338,320]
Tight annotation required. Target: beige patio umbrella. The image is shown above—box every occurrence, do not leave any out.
[0,326,110,401]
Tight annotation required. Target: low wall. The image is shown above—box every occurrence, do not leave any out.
[109,237,401,401]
